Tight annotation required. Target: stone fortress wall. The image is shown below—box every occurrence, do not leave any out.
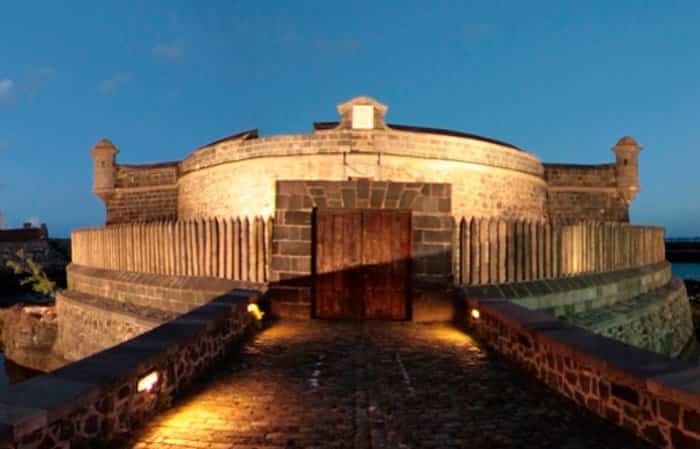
[105,161,178,224]
[545,163,630,222]
[91,96,642,227]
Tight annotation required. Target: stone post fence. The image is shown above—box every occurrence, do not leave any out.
[71,217,272,283]
[72,218,665,286]
[456,219,665,285]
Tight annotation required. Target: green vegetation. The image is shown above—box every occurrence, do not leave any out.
[5,249,56,297]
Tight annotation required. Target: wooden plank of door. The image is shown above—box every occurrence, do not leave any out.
[314,210,331,318]
[392,211,410,320]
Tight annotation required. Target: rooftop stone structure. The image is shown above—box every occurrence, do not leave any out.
[90,96,641,225]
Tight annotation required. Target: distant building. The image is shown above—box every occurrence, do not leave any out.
[0,222,50,267]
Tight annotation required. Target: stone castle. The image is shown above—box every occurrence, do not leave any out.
[1,96,697,449]
[91,96,640,226]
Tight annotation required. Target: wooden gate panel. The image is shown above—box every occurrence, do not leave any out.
[362,210,410,320]
[314,210,362,319]
[315,209,410,320]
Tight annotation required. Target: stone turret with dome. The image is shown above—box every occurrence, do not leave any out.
[613,135,642,204]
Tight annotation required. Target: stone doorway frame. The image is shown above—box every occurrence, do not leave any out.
[269,179,453,320]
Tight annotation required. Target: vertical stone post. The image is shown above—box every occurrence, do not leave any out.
[265,216,273,283]
[537,221,545,279]
[242,217,250,282]
[186,220,195,276]
[479,218,489,284]
[234,217,241,281]
[553,223,561,278]
[203,218,211,277]
[544,222,551,279]
[249,217,258,283]
[459,218,467,284]
[187,220,193,276]
[498,219,506,283]
[515,220,524,282]
[224,218,233,280]
[258,216,266,282]
[489,219,498,283]
[506,220,515,283]
[524,221,531,280]
[466,217,480,285]
[470,218,479,285]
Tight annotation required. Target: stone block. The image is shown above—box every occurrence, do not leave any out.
[284,211,311,226]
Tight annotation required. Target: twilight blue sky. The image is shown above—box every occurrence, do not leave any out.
[0,1,698,237]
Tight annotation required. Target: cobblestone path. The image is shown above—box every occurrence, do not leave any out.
[122,321,654,449]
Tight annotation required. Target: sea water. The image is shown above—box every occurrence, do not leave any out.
[672,263,700,281]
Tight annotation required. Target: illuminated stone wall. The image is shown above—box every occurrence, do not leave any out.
[464,262,694,358]
[544,163,629,222]
[465,293,700,448]
[105,163,178,225]
[177,128,547,221]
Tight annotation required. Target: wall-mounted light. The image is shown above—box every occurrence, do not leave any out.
[137,371,159,393]
[470,308,480,320]
[247,303,264,321]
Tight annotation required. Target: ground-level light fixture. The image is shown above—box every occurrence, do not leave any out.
[470,308,480,320]
[247,303,264,321]
[137,371,159,393]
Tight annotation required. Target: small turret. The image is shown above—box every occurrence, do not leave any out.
[336,96,388,130]
[90,138,119,204]
[612,136,642,204]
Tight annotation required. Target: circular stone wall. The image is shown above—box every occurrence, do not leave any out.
[177,128,547,220]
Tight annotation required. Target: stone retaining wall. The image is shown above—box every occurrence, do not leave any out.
[463,263,694,358]
[464,295,700,448]
[55,290,172,362]
[60,264,265,361]
[0,290,256,449]
[572,278,693,357]
[66,264,265,314]
[462,261,671,317]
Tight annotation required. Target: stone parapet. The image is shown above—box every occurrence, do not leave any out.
[66,264,265,314]
[463,262,694,358]
[55,289,171,362]
[179,127,544,177]
[0,290,256,448]
[463,295,700,448]
[462,261,672,316]
[571,278,693,357]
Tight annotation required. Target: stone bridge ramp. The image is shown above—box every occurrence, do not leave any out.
[120,322,653,449]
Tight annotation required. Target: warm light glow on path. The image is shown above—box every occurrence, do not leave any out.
[120,322,654,449]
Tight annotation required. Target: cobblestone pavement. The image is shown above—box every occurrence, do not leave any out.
[121,321,655,449]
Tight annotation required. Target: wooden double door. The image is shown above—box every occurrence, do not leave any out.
[314,209,411,320]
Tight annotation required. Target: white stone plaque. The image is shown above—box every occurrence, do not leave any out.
[352,105,374,129]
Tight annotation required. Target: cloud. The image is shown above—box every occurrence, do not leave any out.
[152,41,185,63]
[0,79,14,103]
[98,73,132,95]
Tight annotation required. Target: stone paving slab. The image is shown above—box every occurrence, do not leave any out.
[116,321,655,449]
